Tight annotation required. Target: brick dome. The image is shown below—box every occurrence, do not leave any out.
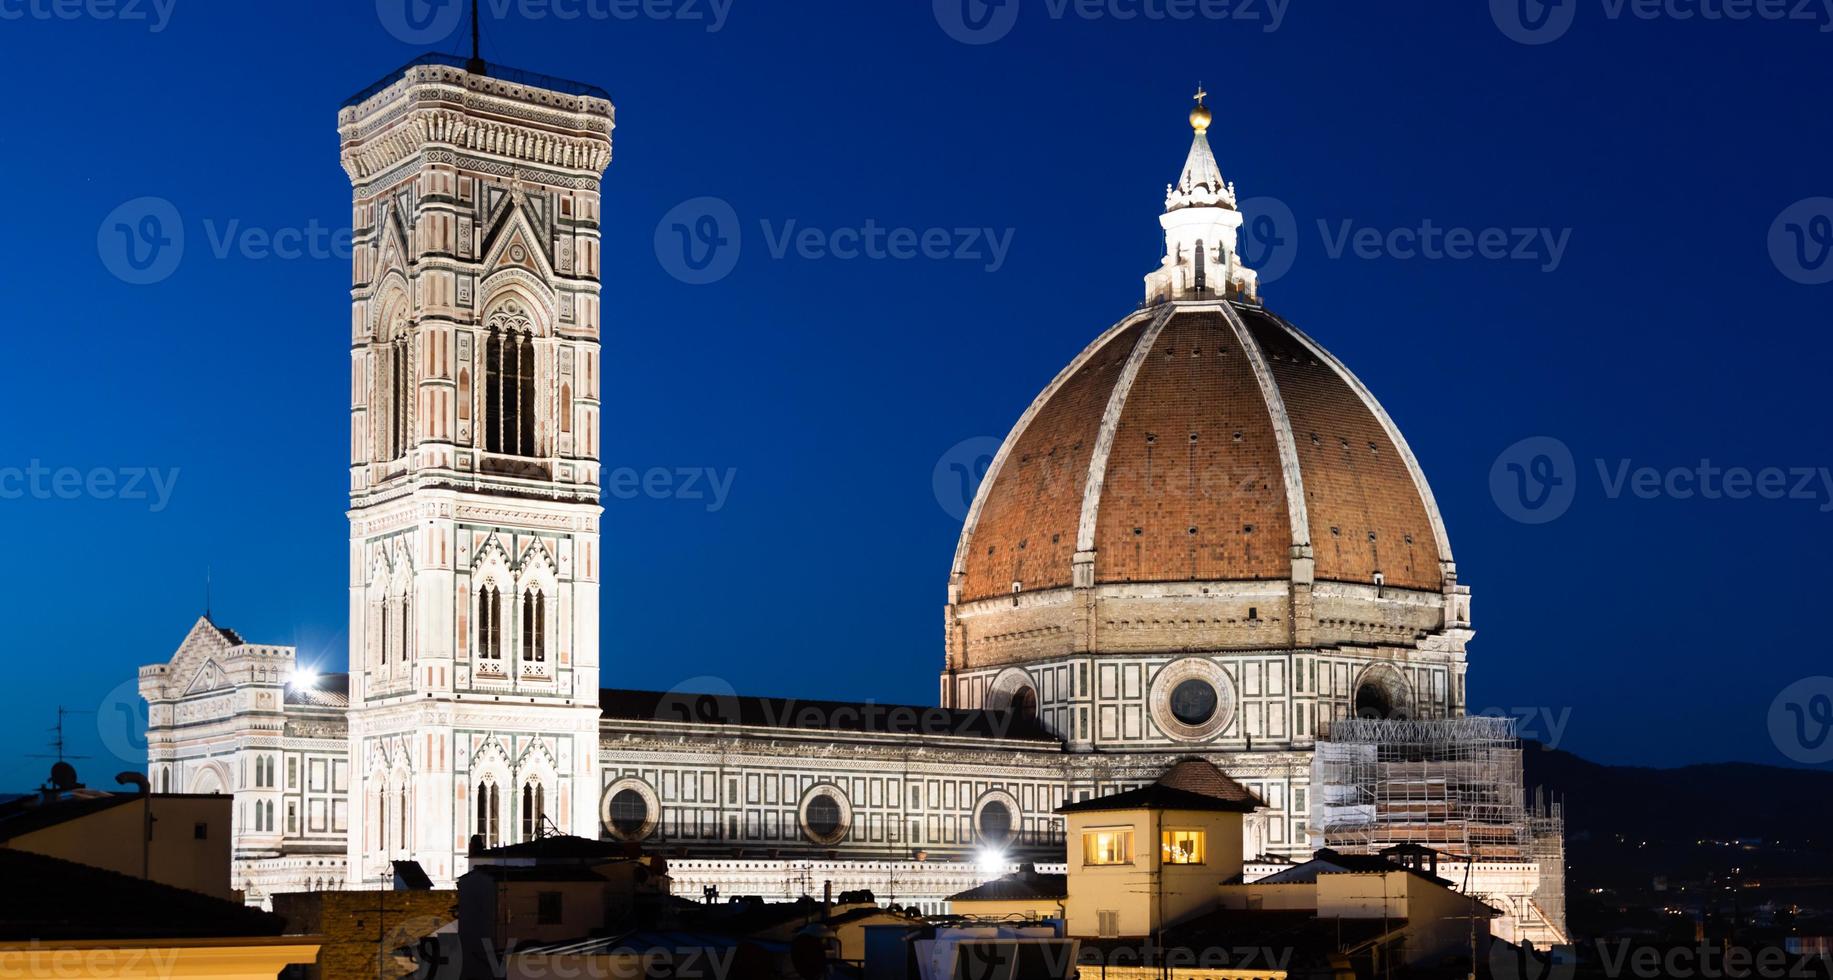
[954,301,1450,601]
[944,300,1457,669]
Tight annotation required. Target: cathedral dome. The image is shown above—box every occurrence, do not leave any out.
[942,97,1464,676]
[950,301,1450,605]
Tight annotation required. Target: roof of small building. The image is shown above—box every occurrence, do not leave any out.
[948,870,1068,904]
[1155,758,1265,806]
[518,931,788,957]
[0,791,138,843]
[1057,758,1263,815]
[392,860,435,890]
[470,834,635,862]
[0,849,286,941]
[1251,849,1504,913]
[598,689,1059,743]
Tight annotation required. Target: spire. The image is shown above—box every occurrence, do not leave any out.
[1144,84,1259,305]
[1167,84,1235,211]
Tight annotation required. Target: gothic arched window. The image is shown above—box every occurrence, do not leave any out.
[478,585,501,660]
[398,786,408,851]
[522,781,545,840]
[484,306,537,458]
[522,590,546,663]
[477,780,500,848]
[389,334,412,459]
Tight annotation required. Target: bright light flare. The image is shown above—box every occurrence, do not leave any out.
[287,667,320,690]
[976,848,1010,876]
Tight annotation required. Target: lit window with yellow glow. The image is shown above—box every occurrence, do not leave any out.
[1161,829,1206,865]
[1082,829,1133,866]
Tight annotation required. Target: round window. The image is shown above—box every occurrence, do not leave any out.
[978,801,1013,845]
[805,793,844,841]
[609,788,650,839]
[1170,679,1219,726]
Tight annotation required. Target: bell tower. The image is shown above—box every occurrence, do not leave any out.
[337,54,614,886]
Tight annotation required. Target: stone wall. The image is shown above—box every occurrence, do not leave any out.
[272,890,458,980]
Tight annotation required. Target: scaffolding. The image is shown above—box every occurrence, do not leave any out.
[1312,716,1528,857]
[1311,716,1569,941]
[1527,788,1568,941]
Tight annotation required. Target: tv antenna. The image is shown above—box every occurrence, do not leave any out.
[28,707,95,766]
[466,0,487,75]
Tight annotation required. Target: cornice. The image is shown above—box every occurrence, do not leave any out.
[342,111,612,185]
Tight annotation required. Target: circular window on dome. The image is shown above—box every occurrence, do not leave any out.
[609,790,649,838]
[1170,679,1219,726]
[799,786,851,846]
[600,778,659,842]
[976,799,1015,846]
[1150,658,1236,741]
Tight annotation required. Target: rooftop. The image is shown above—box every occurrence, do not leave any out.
[285,672,349,708]
[0,849,285,941]
[1057,758,1263,815]
[0,791,138,843]
[948,868,1067,904]
[343,53,611,109]
[470,833,634,863]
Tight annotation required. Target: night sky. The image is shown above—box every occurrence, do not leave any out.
[4,0,1831,790]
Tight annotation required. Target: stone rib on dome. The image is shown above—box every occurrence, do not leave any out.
[952,301,1448,605]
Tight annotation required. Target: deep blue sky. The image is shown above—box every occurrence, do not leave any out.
[3,0,1831,790]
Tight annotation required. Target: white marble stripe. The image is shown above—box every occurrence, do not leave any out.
[1218,302,1314,560]
[1073,304,1178,554]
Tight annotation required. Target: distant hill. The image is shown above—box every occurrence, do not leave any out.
[1522,742,1833,844]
